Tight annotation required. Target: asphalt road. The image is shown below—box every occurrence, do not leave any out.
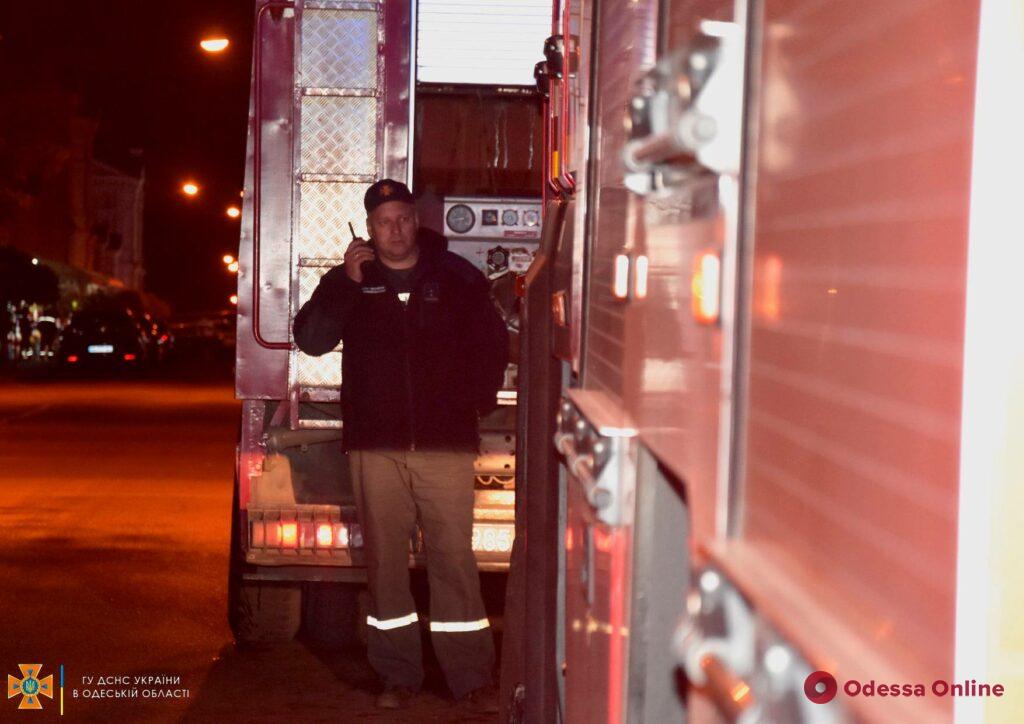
[0,376,501,723]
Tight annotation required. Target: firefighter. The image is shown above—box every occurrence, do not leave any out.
[293,179,508,711]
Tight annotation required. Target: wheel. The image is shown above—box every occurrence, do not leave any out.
[230,580,303,645]
[227,472,302,645]
[301,582,363,649]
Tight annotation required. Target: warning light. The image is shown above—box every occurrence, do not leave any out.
[634,254,649,299]
[222,254,234,265]
[613,254,630,299]
[228,261,239,273]
[226,206,241,219]
[229,294,238,305]
[280,522,298,547]
[199,38,230,53]
[316,523,333,547]
[181,182,200,197]
[691,250,721,324]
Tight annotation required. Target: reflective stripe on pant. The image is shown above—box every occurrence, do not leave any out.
[349,449,495,697]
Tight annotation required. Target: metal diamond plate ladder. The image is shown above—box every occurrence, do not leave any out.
[289,0,384,429]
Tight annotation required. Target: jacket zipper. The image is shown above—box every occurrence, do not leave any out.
[401,296,416,451]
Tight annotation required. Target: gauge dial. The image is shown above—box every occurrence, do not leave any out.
[523,209,540,227]
[502,209,519,226]
[446,204,475,234]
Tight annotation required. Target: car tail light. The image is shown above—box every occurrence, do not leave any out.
[123,353,137,361]
[67,355,79,363]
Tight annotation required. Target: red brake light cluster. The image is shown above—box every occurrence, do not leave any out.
[250,518,362,551]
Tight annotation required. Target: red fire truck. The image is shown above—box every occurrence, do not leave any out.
[228,0,545,646]
[229,1,1024,722]
[502,0,1023,722]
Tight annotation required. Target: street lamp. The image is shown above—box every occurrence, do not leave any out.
[226,206,241,219]
[182,181,200,197]
[200,37,230,53]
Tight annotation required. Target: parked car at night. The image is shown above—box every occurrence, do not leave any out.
[59,309,150,369]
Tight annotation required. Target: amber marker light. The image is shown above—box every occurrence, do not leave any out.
[181,182,200,197]
[222,254,234,265]
[228,261,239,273]
[226,206,241,219]
[280,522,298,547]
[316,523,333,547]
[634,254,649,299]
[691,250,722,324]
[613,254,630,299]
[229,294,239,305]
[199,37,229,53]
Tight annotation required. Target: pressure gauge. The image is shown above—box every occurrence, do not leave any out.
[446,204,476,234]
[523,209,540,227]
[502,209,519,226]
[487,246,510,277]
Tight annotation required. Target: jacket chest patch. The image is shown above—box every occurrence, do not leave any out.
[362,285,387,294]
[422,282,440,303]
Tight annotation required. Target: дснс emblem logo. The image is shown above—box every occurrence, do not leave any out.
[7,665,54,711]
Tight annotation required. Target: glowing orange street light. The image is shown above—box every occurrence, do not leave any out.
[226,206,241,219]
[200,37,230,53]
[229,294,239,305]
[223,254,235,265]
[182,181,200,197]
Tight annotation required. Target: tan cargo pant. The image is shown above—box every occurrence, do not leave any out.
[348,449,494,698]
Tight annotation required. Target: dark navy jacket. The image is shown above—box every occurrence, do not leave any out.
[293,244,508,452]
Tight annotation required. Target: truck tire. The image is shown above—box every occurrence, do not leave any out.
[302,582,362,649]
[227,473,302,645]
[231,581,303,645]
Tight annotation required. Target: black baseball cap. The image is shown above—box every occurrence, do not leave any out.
[364,179,414,213]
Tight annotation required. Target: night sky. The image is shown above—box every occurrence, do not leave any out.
[0,1,254,312]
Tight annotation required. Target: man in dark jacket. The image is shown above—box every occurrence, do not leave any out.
[293,179,508,710]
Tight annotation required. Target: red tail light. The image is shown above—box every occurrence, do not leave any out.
[251,517,362,550]
[123,353,137,361]
[67,355,79,363]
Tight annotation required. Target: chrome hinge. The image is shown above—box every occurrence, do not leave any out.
[554,393,638,527]
[673,567,848,723]
[623,20,745,195]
